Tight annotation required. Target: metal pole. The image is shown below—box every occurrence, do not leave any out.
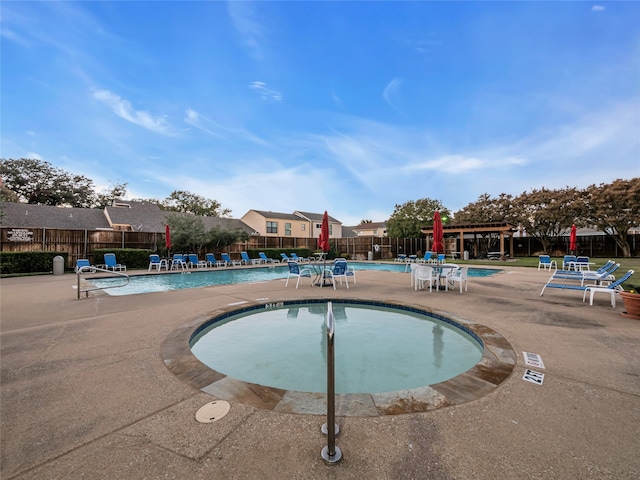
[321,302,342,464]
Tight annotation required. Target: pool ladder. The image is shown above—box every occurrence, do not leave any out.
[76,266,130,299]
[321,301,342,464]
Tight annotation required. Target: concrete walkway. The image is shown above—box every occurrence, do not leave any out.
[1,265,639,479]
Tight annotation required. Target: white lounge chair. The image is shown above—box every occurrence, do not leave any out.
[104,253,126,271]
[540,270,634,306]
[259,252,279,263]
[75,259,96,273]
[187,254,206,269]
[205,253,225,267]
[538,255,557,271]
[221,253,241,266]
[148,254,167,272]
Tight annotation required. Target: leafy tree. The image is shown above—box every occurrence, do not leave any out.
[0,180,19,203]
[511,186,587,254]
[359,219,373,225]
[208,226,250,250]
[166,214,209,253]
[95,181,129,208]
[0,158,96,207]
[162,190,231,217]
[167,213,249,254]
[584,178,640,258]
[452,193,515,252]
[386,198,450,238]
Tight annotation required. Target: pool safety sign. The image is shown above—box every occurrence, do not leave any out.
[523,352,545,369]
[523,352,545,385]
[523,370,545,385]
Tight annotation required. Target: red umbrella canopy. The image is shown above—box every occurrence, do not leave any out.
[318,211,330,253]
[165,224,171,250]
[569,224,577,252]
[432,211,444,254]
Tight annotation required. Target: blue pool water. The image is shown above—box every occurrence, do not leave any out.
[89,262,499,296]
[190,300,484,394]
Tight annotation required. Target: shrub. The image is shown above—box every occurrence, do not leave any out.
[0,251,68,275]
[92,249,154,269]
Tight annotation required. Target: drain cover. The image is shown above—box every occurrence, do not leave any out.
[195,400,231,423]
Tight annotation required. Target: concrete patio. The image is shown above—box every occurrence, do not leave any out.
[1,265,639,479]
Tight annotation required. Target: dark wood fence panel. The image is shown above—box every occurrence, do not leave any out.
[1,227,637,268]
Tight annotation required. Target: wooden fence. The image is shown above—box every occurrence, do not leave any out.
[1,227,637,269]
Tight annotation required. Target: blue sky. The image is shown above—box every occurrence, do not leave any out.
[2,1,638,225]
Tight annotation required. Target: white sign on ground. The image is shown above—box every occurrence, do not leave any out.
[523,369,545,385]
[523,352,545,369]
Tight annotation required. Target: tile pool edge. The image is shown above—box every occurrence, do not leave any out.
[160,298,516,417]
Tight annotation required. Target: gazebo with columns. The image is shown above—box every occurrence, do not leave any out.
[421,222,518,259]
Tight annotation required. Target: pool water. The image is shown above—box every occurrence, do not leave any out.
[89,262,499,296]
[190,301,483,394]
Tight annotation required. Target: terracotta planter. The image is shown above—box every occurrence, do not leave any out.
[619,292,640,320]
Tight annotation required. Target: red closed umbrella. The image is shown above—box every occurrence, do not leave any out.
[432,211,444,254]
[569,224,577,253]
[165,224,171,250]
[315,211,331,286]
[319,211,330,253]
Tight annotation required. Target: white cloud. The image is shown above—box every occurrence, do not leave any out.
[382,78,403,113]
[592,5,606,12]
[184,108,269,146]
[93,89,174,135]
[184,108,226,139]
[407,155,525,174]
[250,81,282,101]
[227,1,265,60]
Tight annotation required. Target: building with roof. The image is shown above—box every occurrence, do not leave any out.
[1,201,254,235]
[240,210,342,238]
[351,221,388,237]
[2,202,112,230]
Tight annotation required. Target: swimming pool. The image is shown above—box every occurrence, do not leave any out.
[161,298,517,416]
[88,262,499,296]
[190,301,483,394]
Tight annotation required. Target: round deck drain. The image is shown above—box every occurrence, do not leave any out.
[195,400,230,423]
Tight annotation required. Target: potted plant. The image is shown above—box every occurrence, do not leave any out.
[620,285,640,320]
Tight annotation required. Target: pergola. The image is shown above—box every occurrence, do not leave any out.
[421,222,519,258]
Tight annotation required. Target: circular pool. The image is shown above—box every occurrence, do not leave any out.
[190,301,483,394]
[162,299,516,416]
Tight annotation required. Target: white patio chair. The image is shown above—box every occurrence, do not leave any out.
[447,266,469,293]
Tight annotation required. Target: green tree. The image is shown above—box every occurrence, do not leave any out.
[208,226,250,250]
[167,213,249,254]
[95,181,129,208]
[584,178,640,258]
[0,158,96,207]
[162,190,231,217]
[386,198,450,238]
[453,193,515,224]
[511,186,587,254]
[166,214,209,253]
[452,193,516,252]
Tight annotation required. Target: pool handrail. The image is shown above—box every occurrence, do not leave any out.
[76,265,130,299]
[321,302,342,464]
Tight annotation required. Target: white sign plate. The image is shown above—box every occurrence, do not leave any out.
[523,352,545,369]
[523,369,544,385]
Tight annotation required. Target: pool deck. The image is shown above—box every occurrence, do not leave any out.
[1,265,639,479]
